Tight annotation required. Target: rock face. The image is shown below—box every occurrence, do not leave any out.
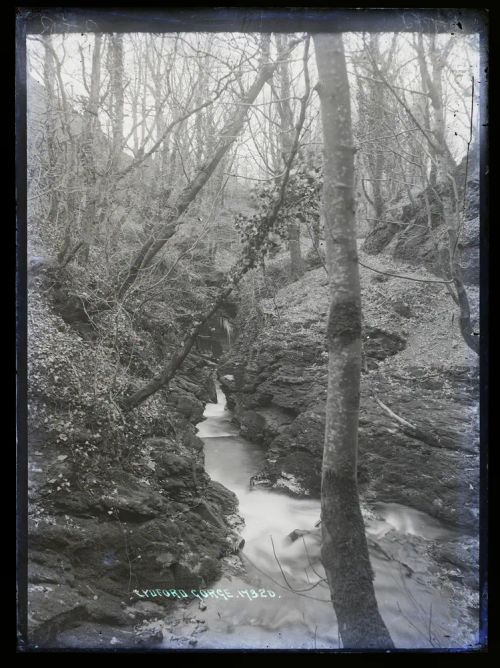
[218,255,479,533]
[27,288,243,649]
[362,144,480,288]
[28,421,242,649]
[218,153,480,531]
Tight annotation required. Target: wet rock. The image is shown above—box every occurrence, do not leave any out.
[239,410,267,442]
[429,536,479,588]
[250,472,274,490]
[28,269,244,649]
[193,500,227,529]
[51,470,166,520]
[97,472,165,520]
[205,480,238,515]
[358,379,479,531]
[287,528,311,542]
[174,393,205,423]
[56,623,150,648]
[157,451,193,477]
[257,407,294,439]
[182,431,205,453]
[198,556,223,584]
[86,597,133,627]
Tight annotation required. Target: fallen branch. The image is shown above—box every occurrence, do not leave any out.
[374,394,476,453]
[358,260,454,285]
[59,241,83,268]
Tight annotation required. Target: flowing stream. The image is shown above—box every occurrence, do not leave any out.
[161,384,471,650]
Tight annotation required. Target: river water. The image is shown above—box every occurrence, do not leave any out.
[161,384,473,650]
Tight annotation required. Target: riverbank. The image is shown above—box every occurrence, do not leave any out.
[218,244,479,527]
[138,387,480,650]
[26,269,244,649]
[211,237,480,648]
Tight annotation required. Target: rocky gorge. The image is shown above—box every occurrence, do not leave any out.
[215,161,481,624]
[219,264,479,530]
[25,163,481,648]
[21,19,486,651]
[26,265,245,649]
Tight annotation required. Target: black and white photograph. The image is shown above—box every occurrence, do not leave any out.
[17,7,487,652]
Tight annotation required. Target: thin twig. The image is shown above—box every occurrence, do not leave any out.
[270,535,326,594]
[301,535,329,583]
[358,259,454,284]
[241,551,331,603]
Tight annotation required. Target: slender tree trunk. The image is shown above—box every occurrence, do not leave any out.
[110,33,124,170]
[415,34,435,185]
[42,36,59,225]
[313,32,394,649]
[87,31,124,248]
[78,33,102,265]
[428,37,458,279]
[366,35,385,225]
[277,34,304,281]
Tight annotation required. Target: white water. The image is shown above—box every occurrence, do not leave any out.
[162,385,472,650]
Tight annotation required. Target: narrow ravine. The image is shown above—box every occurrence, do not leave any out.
[159,384,476,650]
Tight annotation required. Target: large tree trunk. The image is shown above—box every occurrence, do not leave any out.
[313,33,394,649]
[117,34,302,300]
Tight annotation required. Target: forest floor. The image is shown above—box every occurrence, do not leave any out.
[262,237,478,368]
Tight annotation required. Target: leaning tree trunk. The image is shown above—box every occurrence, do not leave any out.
[122,40,311,409]
[313,33,394,649]
[117,34,302,301]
